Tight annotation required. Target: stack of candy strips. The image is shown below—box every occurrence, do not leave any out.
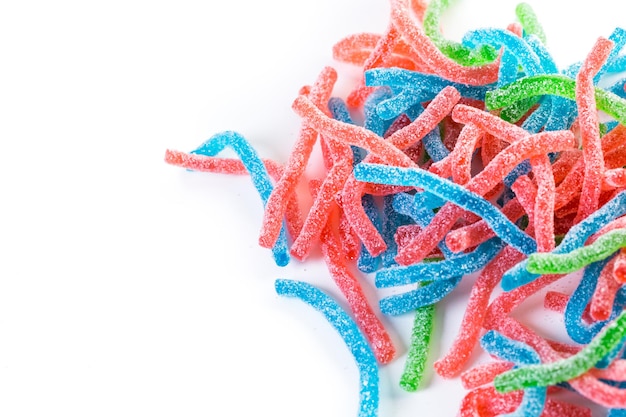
[165,1,626,416]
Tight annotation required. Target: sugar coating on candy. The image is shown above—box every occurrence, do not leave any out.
[165,1,626,416]
[275,279,379,417]
[399,302,434,392]
[526,229,626,274]
[495,309,626,393]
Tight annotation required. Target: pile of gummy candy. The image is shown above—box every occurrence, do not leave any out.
[165,0,626,416]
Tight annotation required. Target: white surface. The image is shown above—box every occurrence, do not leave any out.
[0,0,624,416]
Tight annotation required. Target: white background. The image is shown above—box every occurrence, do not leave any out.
[0,1,625,416]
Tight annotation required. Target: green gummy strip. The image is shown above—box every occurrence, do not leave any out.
[494,309,626,392]
[399,304,435,392]
[515,3,547,44]
[485,74,626,125]
[500,96,541,123]
[423,0,497,66]
[527,229,626,274]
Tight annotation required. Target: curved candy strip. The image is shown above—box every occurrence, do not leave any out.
[394,121,578,264]
[434,246,524,378]
[259,67,337,250]
[190,131,290,266]
[564,257,626,344]
[422,0,497,66]
[364,69,484,120]
[480,330,541,365]
[515,3,546,44]
[462,28,543,76]
[375,237,504,287]
[347,26,403,109]
[379,275,462,316]
[528,229,626,274]
[484,74,626,125]
[460,361,514,389]
[318,201,396,364]
[501,191,626,291]
[590,257,622,321]
[275,279,379,417]
[353,163,538,254]
[392,192,454,258]
[574,37,613,223]
[389,0,500,86]
[494,309,626,393]
[444,198,525,253]
[480,330,545,417]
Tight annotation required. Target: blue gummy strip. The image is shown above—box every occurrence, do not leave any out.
[381,195,413,268]
[191,131,290,266]
[375,237,504,288]
[379,275,462,316]
[353,163,537,255]
[328,97,367,164]
[357,194,382,273]
[364,87,393,136]
[422,125,449,163]
[564,256,626,344]
[462,28,543,76]
[275,279,379,417]
[392,192,454,258]
[480,331,545,417]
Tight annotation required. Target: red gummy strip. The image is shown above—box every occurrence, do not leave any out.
[397,130,576,265]
[164,149,303,239]
[613,248,626,283]
[460,360,514,390]
[487,287,626,408]
[460,385,591,417]
[331,31,430,72]
[347,26,402,108]
[604,167,626,189]
[337,206,361,261]
[445,198,525,253]
[543,291,594,324]
[451,104,529,144]
[481,133,509,168]
[293,87,459,257]
[435,246,524,378]
[530,155,556,252]
[590,256,621,321]
[389,0,500,85]
[511,174,537,236]
[552,150,581,185]
[430,123,483,184]
[574,37,614,223]
[259,67,337,250]
[315,182,396,364]
[290,138,354,261]
[592,358,626,381]
[554,124,626,211]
